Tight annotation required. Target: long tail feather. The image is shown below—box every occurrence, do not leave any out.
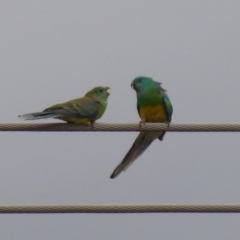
[18,111,60,120]
[110,132,163,179]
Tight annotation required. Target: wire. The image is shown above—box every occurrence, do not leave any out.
[0,123,240,132]
[0,204,240,214]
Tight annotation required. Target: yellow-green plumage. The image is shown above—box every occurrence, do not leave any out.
[19,86,110,125]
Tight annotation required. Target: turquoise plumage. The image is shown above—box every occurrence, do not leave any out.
[110,76,173,178]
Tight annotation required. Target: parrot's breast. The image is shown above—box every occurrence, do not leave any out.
[140,105,168,122]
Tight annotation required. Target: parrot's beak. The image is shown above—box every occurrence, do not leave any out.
[105,87,110,96]
[131,82,136,90]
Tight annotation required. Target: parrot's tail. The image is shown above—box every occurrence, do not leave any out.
[110,132,164,179]
[19,111,60,120]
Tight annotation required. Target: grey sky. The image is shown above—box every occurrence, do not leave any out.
[1,1,240,239]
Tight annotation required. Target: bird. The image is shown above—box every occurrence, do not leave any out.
[19,86,110,126]
[110,76,173,178]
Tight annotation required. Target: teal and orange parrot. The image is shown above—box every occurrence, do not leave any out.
[110,77,173,178]
[19,86,110,125]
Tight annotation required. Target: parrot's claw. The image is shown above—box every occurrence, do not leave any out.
[90,121,95,129]
[166,122,170,128]
[139,121,145,128]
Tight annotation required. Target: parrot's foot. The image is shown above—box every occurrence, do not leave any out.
[90,121,95,129]
[165,122,170,128]
[139,121,145,128]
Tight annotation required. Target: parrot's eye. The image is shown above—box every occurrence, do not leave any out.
[138,78,142,82]
[99,89,103,93]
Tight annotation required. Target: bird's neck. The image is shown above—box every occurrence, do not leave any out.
[92,95,107,106]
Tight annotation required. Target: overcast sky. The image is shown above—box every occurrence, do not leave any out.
[1,1,240,239]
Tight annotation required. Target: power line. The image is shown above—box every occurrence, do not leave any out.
[0,205,240,214]
[0,123,240,132]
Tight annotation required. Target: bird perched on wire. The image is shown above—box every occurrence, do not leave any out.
[19,86,110,126]
[110,76,173,178]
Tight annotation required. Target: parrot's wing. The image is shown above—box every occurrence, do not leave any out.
[45,97,100,119]
[162,93,173,123]
[156,92,172,141]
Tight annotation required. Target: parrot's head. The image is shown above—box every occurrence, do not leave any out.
[131,76,165,93]
[85,86,110,100]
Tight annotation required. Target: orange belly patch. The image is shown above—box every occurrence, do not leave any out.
[140,105,167,122]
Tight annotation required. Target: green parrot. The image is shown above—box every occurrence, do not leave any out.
[110,77,173,178]
[19,86,110,125]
